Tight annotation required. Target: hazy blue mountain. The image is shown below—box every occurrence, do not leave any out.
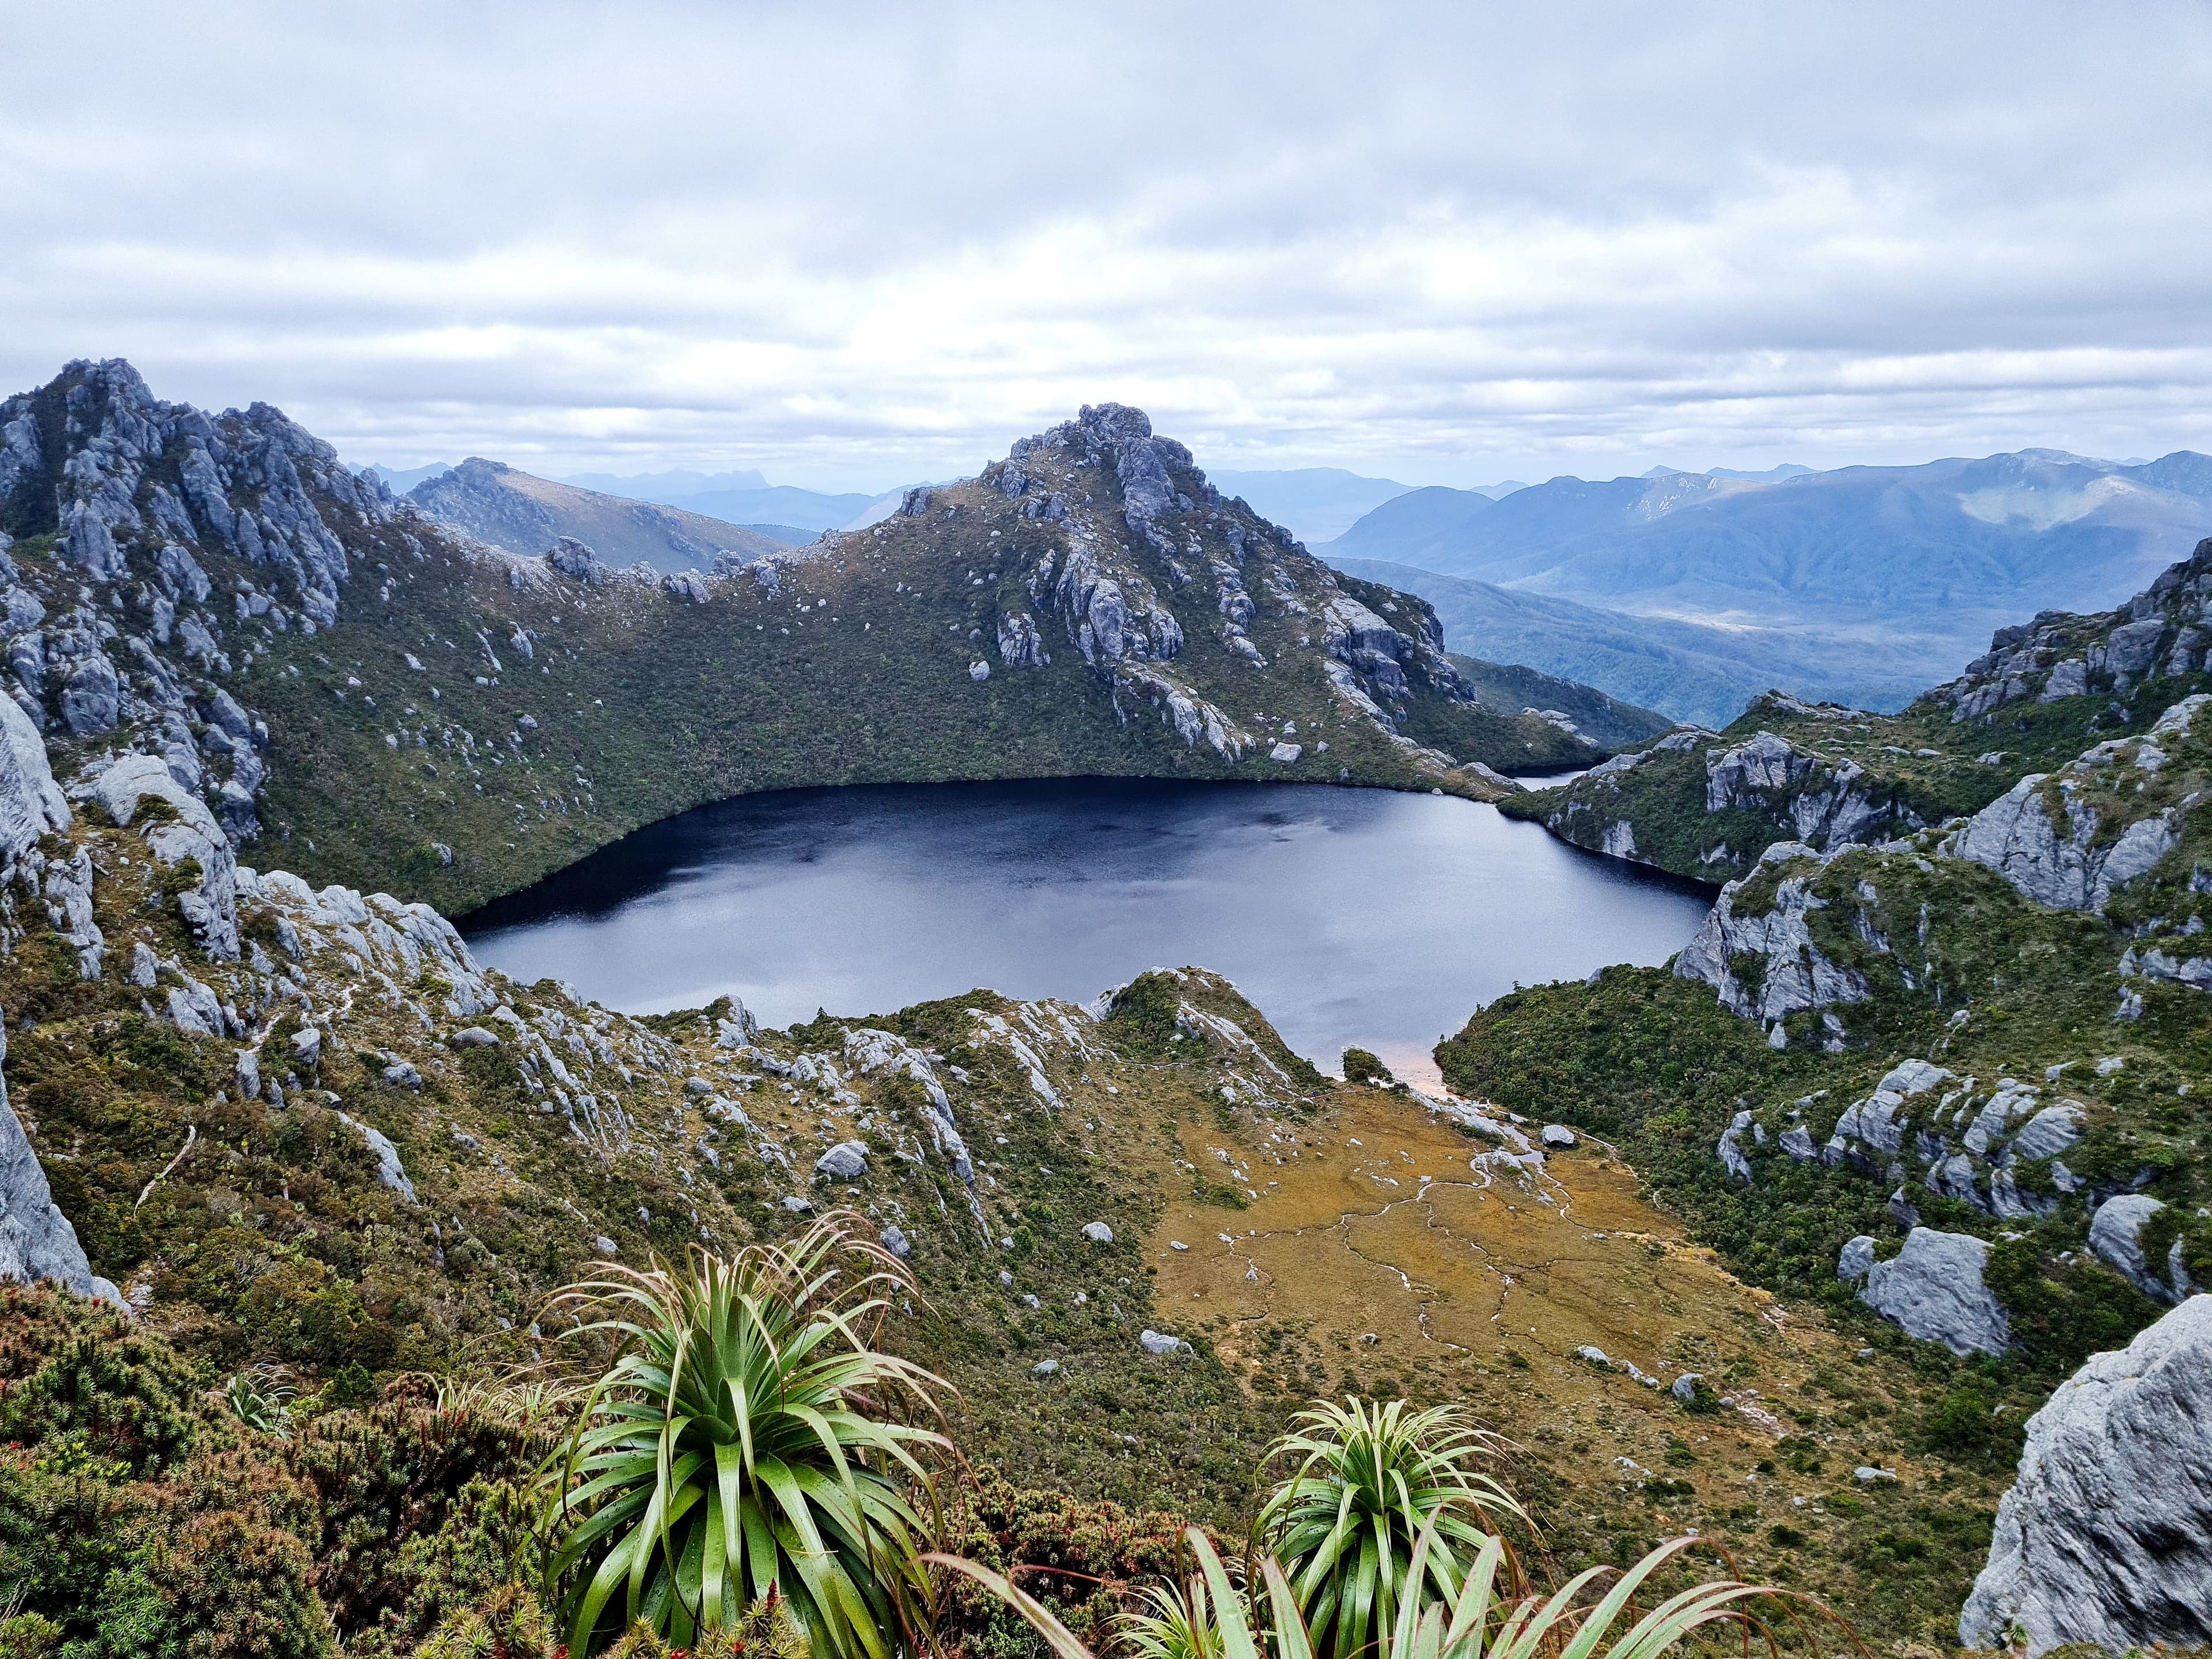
[407,459,785,574]
[558,466,768,500]
[365,461,457,492]
[1323,450,2212,706]
[1207,467,1414,541]
[664,483,877,533]
[1332,556,1942,728]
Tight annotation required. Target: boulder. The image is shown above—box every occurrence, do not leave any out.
[1670,1372,1705,1403]
[815,1141,869,1180]
[1837,1234,1876,1282]
[1960,1295,2212,1656]
[1857,1226,2010,1355]
[545,536,611,585]
[1674,843,1870,1027]
[451,1027,500,1048]
[2088,1194,2177,1302]
[1950,770,2179,914]
[1031,1357,1060,1376]
[879,1224,912,1259]
[80,755,240,959]
[1139,1328,1190,1356]
[1540,1124,1577,1149]
[1081,1221,1113,1243]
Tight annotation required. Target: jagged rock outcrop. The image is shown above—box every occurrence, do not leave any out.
[1673,842,1869,1036]
[2088,1193,2195,1303]
[1703,728,1907,847]
[1960,1294,2212,1655]
[0,358,376,846]
[1929,536,2212,722]
[1839,1225,2010,1355]
[80,753,241,960]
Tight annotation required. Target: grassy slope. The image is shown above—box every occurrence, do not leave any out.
[228,475,1590,916]
[1446,652,1673,750]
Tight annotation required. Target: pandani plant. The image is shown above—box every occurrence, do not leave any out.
[935,1516,1855,1659]
[537,1212,949,1658]
[1255,1397,1524,1659]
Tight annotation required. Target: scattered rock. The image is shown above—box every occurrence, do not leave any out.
[1837,1235,1876,1282]
[1854,1466,1899,1483]
[1576,1344,1611,1366]
[1031,1358,1060,1376]
[1671,1372,1705,1403]
[815,1140,869,1180]
[451,1027,499,1048]
[1960,1294,2212,1656]
[593,1235,618,1255]
[879,1224,912,1259]
[1081,1221,1113,1243]
[1139,1328,1190,1356]
[1541,1124,1578,1149]
[383,1061,423,1090]
[968,660,990,683]
[780,1195,812,1213]
[2088,1194,2181,1302]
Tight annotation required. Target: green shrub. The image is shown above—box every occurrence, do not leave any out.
[1340,1049,1392,1086]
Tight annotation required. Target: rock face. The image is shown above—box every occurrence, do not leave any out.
[1846,1227,2011,1356]
[80,753,241,960]
[1704,728,1905,848]
[1673,842,1869,1033]
[1950,774,2178,914]
[0,1018,102,1299]
[1960,1294,2212,1656]
[2088,1193,2192,1303]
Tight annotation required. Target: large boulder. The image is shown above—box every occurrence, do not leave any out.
[1960,1295,2212,1655]
[80,754,240,960]
[1851,1226,2010,1356]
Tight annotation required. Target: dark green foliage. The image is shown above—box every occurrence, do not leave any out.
[0,1286,204,1475]
[1341,1048,1393,1086]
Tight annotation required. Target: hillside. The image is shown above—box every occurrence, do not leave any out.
[1507,539,2212,884]
[407,458,789,573]
[0,360,1612,921]
[1446,652,1672,750]
[1325,452,2212,707]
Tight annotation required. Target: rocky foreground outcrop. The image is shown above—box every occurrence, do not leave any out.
[1960,1294,2212,1655]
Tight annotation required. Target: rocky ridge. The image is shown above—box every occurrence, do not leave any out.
[407,458,787,575]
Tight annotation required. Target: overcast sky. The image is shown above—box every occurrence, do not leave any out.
[5,2,2210,492]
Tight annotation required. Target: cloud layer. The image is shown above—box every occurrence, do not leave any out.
[6,1,2210,488]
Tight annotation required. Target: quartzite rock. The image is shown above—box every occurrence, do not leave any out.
[1960,1295,2212,1656]
[1856,1226,2011,1355]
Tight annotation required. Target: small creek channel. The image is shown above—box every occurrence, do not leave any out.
[461,778,1712,1086]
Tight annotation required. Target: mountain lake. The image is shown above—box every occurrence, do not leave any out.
[461,778,1713,1087]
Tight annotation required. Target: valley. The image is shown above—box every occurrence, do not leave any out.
[0,355,2203,1657]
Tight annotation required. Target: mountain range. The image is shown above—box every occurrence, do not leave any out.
[1321,450,2212,717]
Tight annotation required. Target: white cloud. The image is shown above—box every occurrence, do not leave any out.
[3,0,2210,488]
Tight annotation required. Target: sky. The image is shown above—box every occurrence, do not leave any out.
[5,2,2211,493]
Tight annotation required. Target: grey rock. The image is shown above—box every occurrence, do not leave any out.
[1779,1124,1818,1160]
[1031,1357,1060,1376]
[880,1224,912,1259]
[290,1025,322,1067]
[1838,1234,1876,1282]
[545,536,611,585]
[1854,1465,1899,1483]
[382,1061,423,1090]
[1859,1226,2010,1355]
[1139,1328,1190,1357]
[1081,1221,1113,1243]
[593,1234,619,1255]
[815,1140,869,1180]
[235,1048,261,1101]
[0,1018,98,1297]
[451,1027,500,1048]
[660,570,711,604]
[1960,1295,2212,1656]
[1576,1344,1611,1366]
[1675,843,1870,1024]
[81,755,240,959]
[336,1111,416,1203]
[968,660,990,683]
[1717,1109,1755,1183]
[2089,1194,2176,1302]
[1671,1372,1705,1403]
[2009,1102,2085,1161]
[0,691,73,869]
[781,1195,813,1213]
[1950,771,2180,914]
[1541,1124,1578,1149]
[59,653,120,735]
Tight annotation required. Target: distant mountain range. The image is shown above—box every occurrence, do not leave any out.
[1323,449,2212,718]
[406,459,787,573]
[1209,468,1527,542]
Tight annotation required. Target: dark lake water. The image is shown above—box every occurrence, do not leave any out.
[461,779,1713,1087]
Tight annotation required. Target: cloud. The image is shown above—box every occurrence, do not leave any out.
[4,0,2210,488]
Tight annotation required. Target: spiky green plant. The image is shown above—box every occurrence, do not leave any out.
[540,1213,949,1658]
[937,1519,1846,1659]
[1118,1573,1232,1659]
[223,1363,296,1440]
[1256,1398,1523,1659]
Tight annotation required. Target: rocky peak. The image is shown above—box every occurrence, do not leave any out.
[1927,536,2212,722]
